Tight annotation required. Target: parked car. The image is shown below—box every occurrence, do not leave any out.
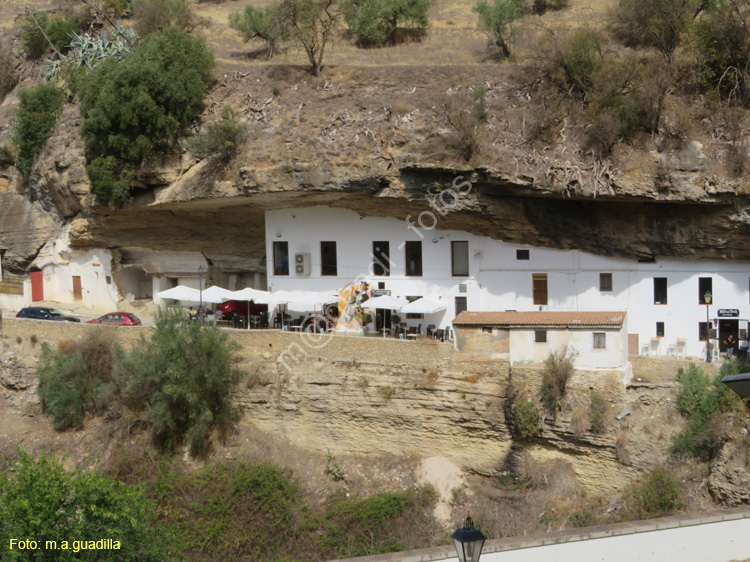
[15,307,80,322]
[86,312,142,326]
[217,300,268,324]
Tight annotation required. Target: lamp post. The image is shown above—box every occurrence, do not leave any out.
[451,515,486,562]
[198,265,204,323]
[705,290,712,363]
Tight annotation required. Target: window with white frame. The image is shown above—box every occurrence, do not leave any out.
[593,332,606,349]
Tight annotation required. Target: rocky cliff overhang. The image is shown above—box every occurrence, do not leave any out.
[3,66,750,275]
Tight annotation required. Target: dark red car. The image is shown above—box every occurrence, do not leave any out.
[86,312,142,326]
[217,300,268,323]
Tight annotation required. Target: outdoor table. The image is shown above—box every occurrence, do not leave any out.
[380,328,390,339]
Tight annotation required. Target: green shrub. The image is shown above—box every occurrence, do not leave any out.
[0,449,169,561]
[561,30,602,97]
[341,0,431,46]
[540,346,576,420]
[78,26,214,168]
[569,509,593,527]
[188,108,248,164]
[229,4,288,56]
[609,0,697,61]
[322,487,436,557]
[688,6,750,104]
[513,397,541,438]
[133,0,200,36]
[12,84,63,175]
[21,11,50,59]
[625,467,683,519]
[36,330,119,430]
[473,0,529,58]
[46,16,80,51]
[589,391,607,433]
[37,345,90,430]
[668,363,744,460]
[86,155,133,201]
[116,306,241,457]
[0,43,18,101]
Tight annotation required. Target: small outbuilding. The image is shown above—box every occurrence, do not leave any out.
[452,310,628,369]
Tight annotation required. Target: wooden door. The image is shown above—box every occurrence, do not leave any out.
[628,333,639,356]
[30,271,44,302]
[72,276,82,301]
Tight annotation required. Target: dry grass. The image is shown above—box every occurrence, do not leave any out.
[194,0,615,73]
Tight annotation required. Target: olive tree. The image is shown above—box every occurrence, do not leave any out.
[473,0,529,59]
[341,0,431,46]
[229,4,288,56]
[280,0,340,76]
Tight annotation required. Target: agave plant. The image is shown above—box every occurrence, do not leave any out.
[42,23,138,83]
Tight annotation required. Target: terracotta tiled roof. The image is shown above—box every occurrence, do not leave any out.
[453,311,626,328]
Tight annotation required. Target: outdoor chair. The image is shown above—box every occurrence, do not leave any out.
[426,324,436,338]
[649,337,661,357]
[675,338,687,359]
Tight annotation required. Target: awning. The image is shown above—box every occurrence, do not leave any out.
[226,287,270,302]
[257,290,338,308]
[400,298,447,314]
[362,295,408,310]
[201,285,235,304]
[155,285,200,301]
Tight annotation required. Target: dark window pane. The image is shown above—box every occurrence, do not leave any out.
[405,241,423,276]
[516,249,529,260]
[373,241,390,276]
[699,277,713,304]
[656,322,665,337]
[600,273,613,292]
[273,242,289,276]
[535,330,547,343]
[452,241,469,276]
[321,241,337,276]
[654,277,667,304]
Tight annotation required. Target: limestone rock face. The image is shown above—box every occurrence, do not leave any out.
[709,436,750,506]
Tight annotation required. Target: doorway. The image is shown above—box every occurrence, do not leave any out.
[72,276,82,301]
[718,319,738,351]
[30,271,44,302]
[375,308,391,332]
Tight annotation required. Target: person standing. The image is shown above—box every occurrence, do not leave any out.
[724,333,737,359]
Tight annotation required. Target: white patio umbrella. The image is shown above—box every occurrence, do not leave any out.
[223,287,271,330]
[155,285,200,301]
[400,298,447,314]
[201,285,234,304]
[362,295,409,338]
[258,290,338,329]
[228,287,270,302]
[362,295,408,310]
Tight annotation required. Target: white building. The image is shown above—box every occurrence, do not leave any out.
[266,205,750,358]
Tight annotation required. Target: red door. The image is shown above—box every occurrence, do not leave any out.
[30,271,44,302]
[72,276,82,301]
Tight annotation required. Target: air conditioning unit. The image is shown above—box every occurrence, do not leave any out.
[295,253,311,276]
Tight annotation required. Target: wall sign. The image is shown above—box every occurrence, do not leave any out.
[371,289,391,296]
[718,309,740,318]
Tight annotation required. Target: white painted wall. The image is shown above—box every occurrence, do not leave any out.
[267,206,750,358]
[28,230,119,311]
[509,328,626,369]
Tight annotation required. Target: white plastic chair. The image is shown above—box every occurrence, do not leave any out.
[649,338,661,356]
[675,339,687,359]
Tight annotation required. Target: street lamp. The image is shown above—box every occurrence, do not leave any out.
[198,265,204,323]
[705,290,712,363]
[451,515,486,562]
